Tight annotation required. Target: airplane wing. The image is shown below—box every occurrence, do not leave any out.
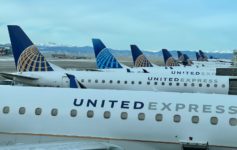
[0,141,123,150]
[0,72,38,81]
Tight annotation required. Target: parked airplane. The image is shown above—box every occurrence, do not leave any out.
[129,46,217,75]
[0,85,237,149]
[163,49,232,68]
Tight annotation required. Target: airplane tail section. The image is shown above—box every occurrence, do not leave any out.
[199,50,208,61]
[7,25,54,72]
[162,49,178,66]
[92,39,123,69]
[196,52,202,61]
[177,51,184,62]
[130,45,153,67]
[183,54,193,66]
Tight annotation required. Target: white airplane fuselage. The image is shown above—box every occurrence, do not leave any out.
[10,71,232,94]
[0,86,237,150]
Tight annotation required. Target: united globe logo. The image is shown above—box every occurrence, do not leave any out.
[96,48,122,69]
[135,55,152,67]
[166,57,177,66]
[17,45,53,72]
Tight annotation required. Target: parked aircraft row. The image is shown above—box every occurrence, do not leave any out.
[0,25,236,150]
[1,25,236,95]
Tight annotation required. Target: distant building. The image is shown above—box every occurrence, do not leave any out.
[233,50,237,67]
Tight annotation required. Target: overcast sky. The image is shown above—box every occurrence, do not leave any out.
[0,0,237,52]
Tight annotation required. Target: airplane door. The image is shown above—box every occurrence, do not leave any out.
[229,79,237,95]
[62,76,69,87]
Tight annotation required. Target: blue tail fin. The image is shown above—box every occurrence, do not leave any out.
[7,25,53,72]
[162,49,178,66]
[130,45,153,67]
[199,50,208,61]
[92,38,123,69]
[196,52,202,61]
[177,51,184,62]
[183,54,193,66]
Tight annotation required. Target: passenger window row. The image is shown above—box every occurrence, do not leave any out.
[2,106,236,126]
[81,79,225,88]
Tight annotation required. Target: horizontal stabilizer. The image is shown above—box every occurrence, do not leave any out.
[0,141,123,150]
[0,72,38,81]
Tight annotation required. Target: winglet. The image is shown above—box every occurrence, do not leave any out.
[66,73,80,88]
[130,45,153,67]
[7,25,54,72]
[92,38,123,69]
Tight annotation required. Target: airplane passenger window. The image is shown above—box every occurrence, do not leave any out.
[176,83,180,86]
[104,111,111,119]
[138,113,145,121]
[2,106,10,114]
[121,112,128,120]
[173,115,181,123]
[192,116,199,124]
[95,79,98,83]
[222,84,225,88]
[19,107,26,115]
[109,80,113,84]
[184,83,187,86]
[81,79,84,82]
[51,108,58,116]
[210,117,218,125]
[169,83,172,86]
[207,84,210,87]
[162,82,165,86]
[147,82,150,85]
[154,82,158,85]
[131,81,135,84]
[214,84,218,88]
[199,84,202,87]
[70,109,77,117]
[102,80,105,83]
[155,114,163,122]
[88,79,91,83]
[117,80,120,84]
[87,110,94,118]
[191,83,195,87]
[124,81,127,84]
[138,81,142,85]
[229,118,237,126]
[35,108,42,115]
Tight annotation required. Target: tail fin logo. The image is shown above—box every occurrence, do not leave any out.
[166,57,177,66]
[135,54,153,67]
[96,48,122,69]
[17,45,53,72]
